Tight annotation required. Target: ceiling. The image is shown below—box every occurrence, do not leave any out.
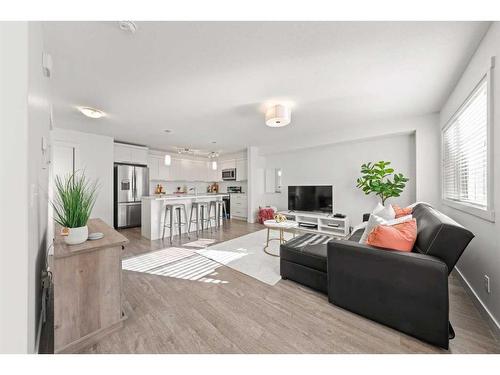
[43,21,490,154]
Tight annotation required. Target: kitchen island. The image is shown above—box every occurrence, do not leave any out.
[141,193,229,240]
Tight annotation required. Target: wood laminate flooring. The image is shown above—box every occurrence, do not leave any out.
[80,220,500,354]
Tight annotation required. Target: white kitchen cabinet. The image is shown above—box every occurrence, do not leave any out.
[148,155,171,181]
[206,161,219,182]
[114,143,130,163]
[158,160,170,180]
[114,143,148,165]
[147,156,160,180]
[131,147,148,165]
[169,158,184,181]
[220,159,236,170]
[230,193,248,220]
[236,159,247,181]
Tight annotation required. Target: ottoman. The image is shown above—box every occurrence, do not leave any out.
[279,233,332,293]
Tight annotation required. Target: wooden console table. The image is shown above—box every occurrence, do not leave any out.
[52,218,128,353]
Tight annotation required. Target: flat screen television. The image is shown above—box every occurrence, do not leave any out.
[288,185,333,213]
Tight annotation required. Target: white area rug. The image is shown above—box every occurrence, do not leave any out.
[194,229,294,286]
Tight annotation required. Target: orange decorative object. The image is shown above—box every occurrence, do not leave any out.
[367,219,417,252]
[392,204,413,218]
[60,227,69,236]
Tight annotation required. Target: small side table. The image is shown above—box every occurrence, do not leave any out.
[263,220,299,257]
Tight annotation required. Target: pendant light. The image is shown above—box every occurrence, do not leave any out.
[164,154,171,166]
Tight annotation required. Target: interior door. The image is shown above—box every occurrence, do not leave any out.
[117,165,134,203]
[133,166,149,201]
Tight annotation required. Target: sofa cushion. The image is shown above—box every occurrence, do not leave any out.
[280,233,330,272]
[412,204,474,273]
[349,229,363,242]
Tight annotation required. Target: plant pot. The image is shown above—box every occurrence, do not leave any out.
[64,225,89,245]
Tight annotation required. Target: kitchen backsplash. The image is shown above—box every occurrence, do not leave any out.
[149,180,247,195]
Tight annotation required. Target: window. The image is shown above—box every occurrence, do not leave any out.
[442,75,494,221]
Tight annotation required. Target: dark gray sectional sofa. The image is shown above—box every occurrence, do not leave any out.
[280,204,474,349]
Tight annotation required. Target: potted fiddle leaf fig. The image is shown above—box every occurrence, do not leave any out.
[52,171,99,245]
[356,161,409,205]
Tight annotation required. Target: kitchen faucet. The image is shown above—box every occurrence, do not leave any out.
[189,187,197,195]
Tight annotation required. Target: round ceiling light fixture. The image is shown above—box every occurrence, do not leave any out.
[77,106,106,119]
[265,104,291,127]
[118,21,137,33]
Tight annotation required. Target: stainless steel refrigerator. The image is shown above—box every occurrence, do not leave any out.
[114,163,149,228]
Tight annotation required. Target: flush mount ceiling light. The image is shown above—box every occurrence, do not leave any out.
[265,104,291,127]
[118,21,137,33]
[77,106,105,119]
[208,151,219,159]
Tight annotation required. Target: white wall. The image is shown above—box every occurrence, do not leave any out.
[0,22,51,354]
[439,22,500,329]
[51,128,114,226]
[248,113,440,223]
[27,22,52,354]
[260,133,416,225]
[0,21,30,354]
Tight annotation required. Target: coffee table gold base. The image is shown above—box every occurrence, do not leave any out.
[264,228,296,257]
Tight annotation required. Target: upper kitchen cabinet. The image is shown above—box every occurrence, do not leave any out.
[217,158,247,181]
[114,143,148,165]
[147,154,170,181]
[236,159,247,181]
[219,159,236,171]
[208,161,220,182]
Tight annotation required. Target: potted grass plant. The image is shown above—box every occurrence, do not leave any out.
[52,171,99,245]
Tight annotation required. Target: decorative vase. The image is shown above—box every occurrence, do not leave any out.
[64,225,89,245]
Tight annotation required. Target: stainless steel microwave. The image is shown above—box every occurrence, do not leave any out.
[222,168,236,181]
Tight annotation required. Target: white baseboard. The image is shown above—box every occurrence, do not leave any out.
[453,267,500,339]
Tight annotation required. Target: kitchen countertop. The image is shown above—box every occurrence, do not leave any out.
[142,193,229,201]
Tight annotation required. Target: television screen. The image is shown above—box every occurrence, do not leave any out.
[288,185,333,213]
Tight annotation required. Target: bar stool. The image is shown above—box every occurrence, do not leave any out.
[209,200,227,230]
[207,200,219,231]
[162,203,189,243]
[188,201,212,237]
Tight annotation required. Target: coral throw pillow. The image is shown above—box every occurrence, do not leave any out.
[392,204,413,218]
[367,219,417,252]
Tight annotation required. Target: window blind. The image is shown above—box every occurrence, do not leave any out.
[442,77,488,209]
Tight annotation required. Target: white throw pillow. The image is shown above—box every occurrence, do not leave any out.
[371,202,385,215]
[359,214,386,244]
[370,202,396,221]
[359,213,413,244]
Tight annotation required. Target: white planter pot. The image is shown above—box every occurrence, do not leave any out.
[64,225,89,245]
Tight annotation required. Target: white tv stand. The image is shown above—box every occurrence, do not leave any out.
[278,210,350,238]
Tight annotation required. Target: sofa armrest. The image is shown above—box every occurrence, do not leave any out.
[327,239,449,348]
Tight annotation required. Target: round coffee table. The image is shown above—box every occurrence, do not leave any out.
[263,220,299,257]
